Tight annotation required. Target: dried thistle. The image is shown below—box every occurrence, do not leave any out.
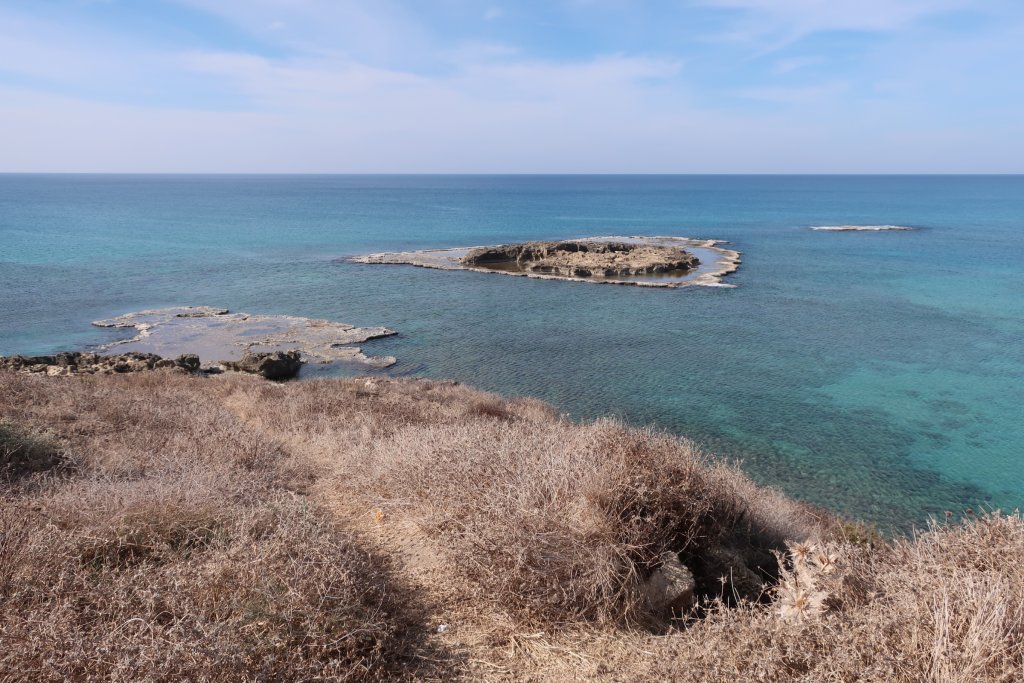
[810,546,839,574]
[778,582,828,622]
[786,540,817,569]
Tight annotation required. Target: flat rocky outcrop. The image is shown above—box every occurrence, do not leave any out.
[92,306,398,369]
[1,307,399,381]
[461,240,699,278]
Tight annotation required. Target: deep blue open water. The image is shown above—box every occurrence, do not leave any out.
[2,174,1022,529]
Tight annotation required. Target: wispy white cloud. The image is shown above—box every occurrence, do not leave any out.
[699,0,977,50]
[772,56,824,75]
[173,0,431,65]
[3,69,1021,173]
[181,51,423,103]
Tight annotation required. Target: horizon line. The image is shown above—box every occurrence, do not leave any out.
[2,172,1023,177]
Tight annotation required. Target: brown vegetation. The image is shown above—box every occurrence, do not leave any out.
[1,421,65,480]
[1,370,1021,681]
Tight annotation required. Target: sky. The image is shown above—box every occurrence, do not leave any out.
[1,0,1022,173]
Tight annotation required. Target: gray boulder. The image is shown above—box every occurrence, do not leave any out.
[224,350,303,380]
[174,354,201,372]
[644,551,697,618]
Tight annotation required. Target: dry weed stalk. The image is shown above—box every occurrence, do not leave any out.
[774,540,841,622]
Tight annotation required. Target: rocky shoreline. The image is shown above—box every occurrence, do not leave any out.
[353,235,742,288]
[0,349,305,380]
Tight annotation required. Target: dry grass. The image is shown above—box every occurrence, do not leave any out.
[345,417,816,624]
[0,421,65,481]
[0,492,421,681]
[217,376,827,622]
[1,370,1021,681]
[626,510,1024,683]
[0,372,441,682]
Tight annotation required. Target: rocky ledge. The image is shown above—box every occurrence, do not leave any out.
[0,351,201,377]
[461,240,699,278]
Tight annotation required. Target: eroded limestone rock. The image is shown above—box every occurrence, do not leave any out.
[2,349,303,381]
[0,351,189,376]
[223,351,304,380]
[644,552,697,617]
[463,240,699,278]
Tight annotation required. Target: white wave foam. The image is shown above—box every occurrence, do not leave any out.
[809,225,914,232]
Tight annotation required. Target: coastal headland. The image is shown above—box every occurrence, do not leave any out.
[353,235,742,288]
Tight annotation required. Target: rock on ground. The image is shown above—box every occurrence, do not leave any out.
[223,351,304,380]
[644,552,697,618]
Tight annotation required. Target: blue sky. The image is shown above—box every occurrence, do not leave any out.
[1,0,1022,172]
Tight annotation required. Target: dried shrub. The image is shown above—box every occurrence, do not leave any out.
[0,492,415,681]
[638,511,1024,683]
[0,372,439,681]
[0,421,64,480]
[346,416,822,625]
[4,370,1021,681]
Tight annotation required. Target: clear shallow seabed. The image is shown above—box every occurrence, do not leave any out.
[2,174,1022,530]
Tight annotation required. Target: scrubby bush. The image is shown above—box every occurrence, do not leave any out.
[0,421,64,480]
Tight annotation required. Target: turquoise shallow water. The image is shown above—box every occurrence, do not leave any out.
[2,174,1022,529]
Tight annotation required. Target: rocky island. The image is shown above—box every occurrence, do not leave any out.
[353,235,742,288]
[461,240,700,278]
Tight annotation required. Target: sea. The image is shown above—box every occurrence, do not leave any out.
[2,174,1022,530]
